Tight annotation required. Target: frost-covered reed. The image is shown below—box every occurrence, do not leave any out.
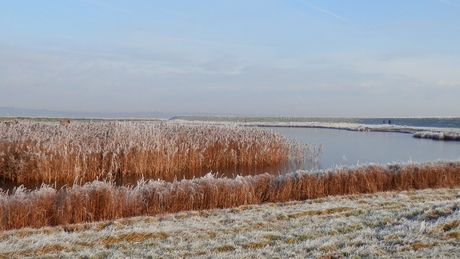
[0,160,459,230]
[0,121,312,184]
[413,131,460,140]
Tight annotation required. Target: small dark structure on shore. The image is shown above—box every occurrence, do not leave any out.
[60,119,71,125]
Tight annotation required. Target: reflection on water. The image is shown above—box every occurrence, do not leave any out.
[1,154,320,193]
[270,127,460,169]
[115,159,321,186]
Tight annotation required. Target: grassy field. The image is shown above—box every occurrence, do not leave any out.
[0,186,458,258]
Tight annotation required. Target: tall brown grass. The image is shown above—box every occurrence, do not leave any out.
[0,161,459,230]
[0,121,312,184]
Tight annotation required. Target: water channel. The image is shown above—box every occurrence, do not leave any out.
[270,126,460,169]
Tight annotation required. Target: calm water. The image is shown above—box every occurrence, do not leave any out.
[270,127,460,170]
[173,116,460,129]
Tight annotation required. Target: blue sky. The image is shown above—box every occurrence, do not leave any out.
[1,0,459,117]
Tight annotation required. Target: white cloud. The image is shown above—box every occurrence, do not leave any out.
[436,79,460,87]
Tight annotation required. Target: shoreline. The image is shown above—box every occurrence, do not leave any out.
[171,120,460,141]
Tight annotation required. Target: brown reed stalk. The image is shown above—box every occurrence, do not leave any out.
[1,161,459,230]
[0,122,311,185]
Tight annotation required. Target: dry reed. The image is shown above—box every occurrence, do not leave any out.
[0,121,313,184]
[0,160,459,230]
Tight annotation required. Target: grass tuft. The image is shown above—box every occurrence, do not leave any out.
[212,244,236,252]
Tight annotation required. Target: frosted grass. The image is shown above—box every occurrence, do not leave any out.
[0,187,458,258]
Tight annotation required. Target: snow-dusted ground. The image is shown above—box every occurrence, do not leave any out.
[1,187,459,258]
[171,119,460,141]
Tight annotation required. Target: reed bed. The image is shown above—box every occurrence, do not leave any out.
[0,121,313,184]
[0,160,459,230]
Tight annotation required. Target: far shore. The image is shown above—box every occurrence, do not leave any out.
[171,119,460,141]
[2,116,460,141]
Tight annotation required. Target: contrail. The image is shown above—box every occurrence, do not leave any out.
[297,0,385,38]
[305,2,349,22]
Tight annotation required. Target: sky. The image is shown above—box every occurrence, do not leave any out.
[1,0,460,117]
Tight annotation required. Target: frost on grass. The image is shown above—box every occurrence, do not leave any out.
[0,187,459,258]
[413,131,460,141]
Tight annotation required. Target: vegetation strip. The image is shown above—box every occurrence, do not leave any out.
[1,160,459,230]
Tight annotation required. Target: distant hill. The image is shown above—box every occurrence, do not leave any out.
[0,107,175,119]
